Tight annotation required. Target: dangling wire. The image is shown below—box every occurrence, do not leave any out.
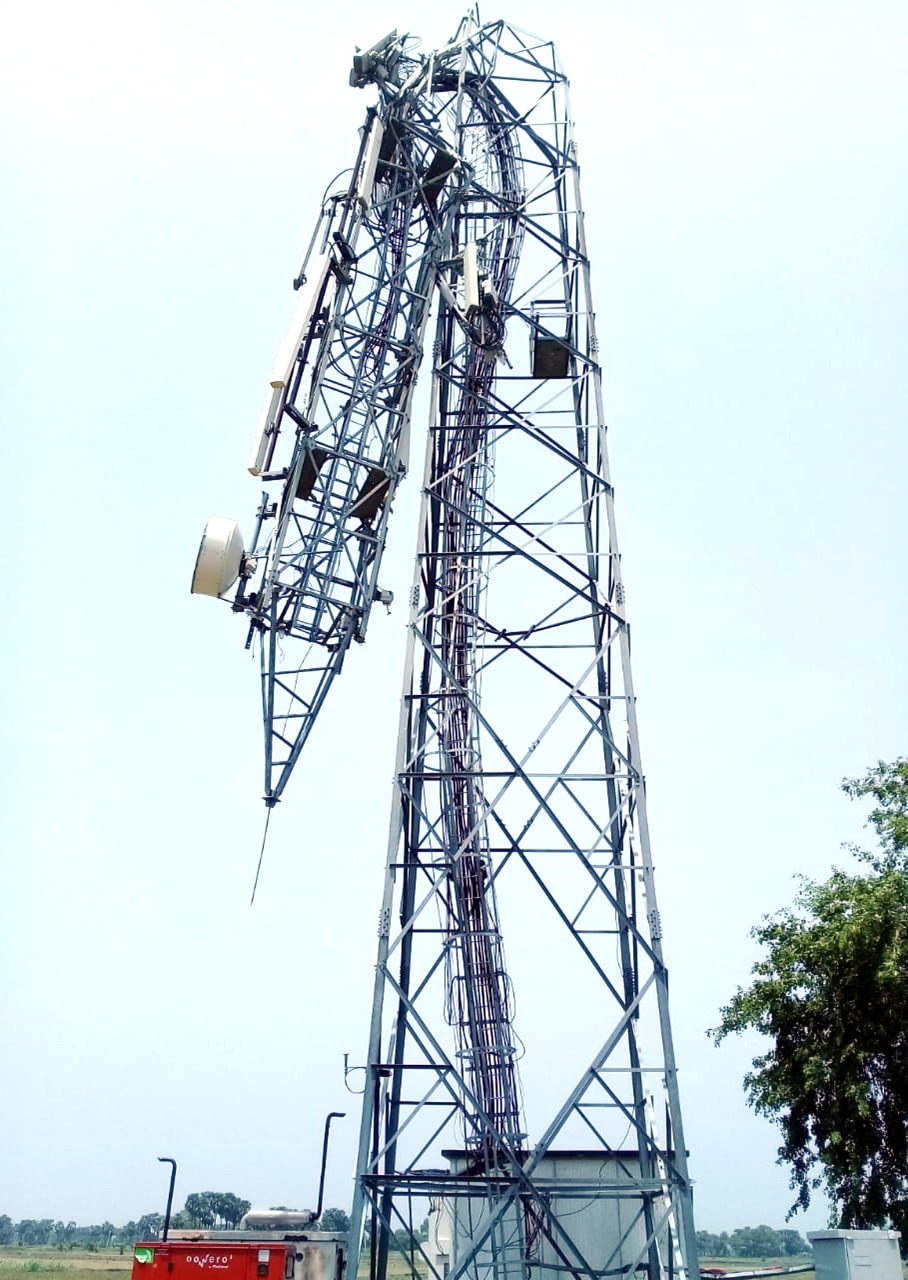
[250,808,272,906]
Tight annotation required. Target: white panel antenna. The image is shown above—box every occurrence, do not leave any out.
[357,117,385,210]
[248,386,283,477]
[269,251,333,389]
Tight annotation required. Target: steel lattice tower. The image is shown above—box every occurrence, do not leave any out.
[193,16,698,1280]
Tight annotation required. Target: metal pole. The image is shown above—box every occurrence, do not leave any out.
[316,1112,345,1222]
[157,1158,177,1242]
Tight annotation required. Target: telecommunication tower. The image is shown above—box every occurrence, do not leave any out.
[193,16,698,1280]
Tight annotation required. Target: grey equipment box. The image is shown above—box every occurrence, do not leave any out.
[808,1229,901,1279]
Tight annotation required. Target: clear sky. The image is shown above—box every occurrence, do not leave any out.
[2,0,906,1241]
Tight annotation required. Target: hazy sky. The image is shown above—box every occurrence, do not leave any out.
[2,0,906,1241]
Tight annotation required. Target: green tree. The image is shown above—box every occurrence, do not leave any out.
[729,1226,780,1257]
[695,1231,721,1257]
[83,1224,104,1249]
[777,1228,808,1255]
[713,759,908,1235]
[317,1208,350,1234]
[137,1213,164,1240]
[0,1216,14,1245]
[843,759,908,865]
[180,1193,249,1230]
[183,1195,214,1229]
[215,1194,250,1229]
[17,1219,55,1246]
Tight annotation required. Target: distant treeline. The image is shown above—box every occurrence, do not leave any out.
[1,1193,258,1248]
[0,1217,162,1249]
[0,1200,357,1249]
[1,1214,808,1259]
[696,1226,809,1258]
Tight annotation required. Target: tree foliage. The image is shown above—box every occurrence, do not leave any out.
[182,1193,251,1230]
[316,1208,350,1234]
[3,1219,127,1248]
[0,1193,252,1249]
[712,759,908,1234]
[0,1211,802,1258]
[0,1217,118,1248]
[136,1215,164,1241]
[696,1225,807,1258]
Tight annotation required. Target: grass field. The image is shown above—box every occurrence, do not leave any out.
[0,1249,132,1280]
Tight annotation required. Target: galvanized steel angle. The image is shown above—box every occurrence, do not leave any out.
[495,444,599,524]
[374,971,602,1280]
[599,1201,653,1275]
[624,1196,685,1280]
[269,728,295,753]
[589,1069,677,1172]
[477,602,603,650]
[359,1191,445,1280]
[527,752,613,857]
[573,1098,618,1153]
[272,674,312,707]
[400,1100,460,1175]
[383,832,499,966]
[485,65,562,138]
[552,834,658,964]
[524,969,656,1164]
[562,681,637,779]
[408,621,659,965]
[470,605,607,694]
[421,424,491,495]
[374,967,505,1146]
[425,488,603,610]
[571,1108,654,1204]
[266,648,353,801]
[481,817,626,1007]
[366,1064,452,1171]
[470,381,605,489]
[467,402,607,503]
[480,91,562,171]
[499,165,571,222]
[406,621,593,839]
[569,844,637,933]
[498,23,563,76]
[470,618,585,690]
[385,903,451,1005]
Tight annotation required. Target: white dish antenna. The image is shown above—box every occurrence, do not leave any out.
[191,516,245,597]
